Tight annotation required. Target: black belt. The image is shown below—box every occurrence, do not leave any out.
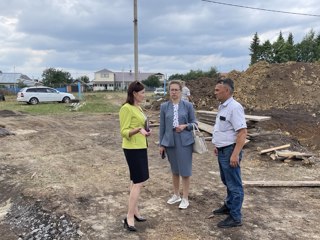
[217,143,235,151]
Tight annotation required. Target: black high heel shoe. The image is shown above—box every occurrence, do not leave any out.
[134,215,147,222]
[123,218,137,232]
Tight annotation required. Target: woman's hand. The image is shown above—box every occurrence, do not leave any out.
[139,128,151,137]
[175,124,187,133]
[159,146,165,157]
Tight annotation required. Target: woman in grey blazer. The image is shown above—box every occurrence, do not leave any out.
[159,80,197,209]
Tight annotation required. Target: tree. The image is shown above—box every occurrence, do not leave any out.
[285,32,297,61]
[315,33,320,61]
[142,75,161,88]
[76,75,90,84]
[42,68,73,87]
[249,32,261,65]
[169,73,184,81]
[260,40,273,63]
[273,31,287,63]
[184,69,205,81]
[296,30,317,62]
[205,66,219,78]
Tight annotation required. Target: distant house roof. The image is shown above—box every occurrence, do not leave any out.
[0,73,36,86]
[95,69,114,74]
[93,69,164,83]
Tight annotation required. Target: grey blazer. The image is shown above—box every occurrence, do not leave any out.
[159,100,197,147]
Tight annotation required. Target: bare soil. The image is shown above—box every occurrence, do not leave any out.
[0,106,320,240]
[0,61,320,239]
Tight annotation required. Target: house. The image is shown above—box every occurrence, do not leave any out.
[0,72,37,92]
[92,69,165,91]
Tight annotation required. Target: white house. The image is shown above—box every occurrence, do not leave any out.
[92,69,165,91]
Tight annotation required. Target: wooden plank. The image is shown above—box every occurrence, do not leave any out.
[276,150,314,159]
[243,180,320,187]
[198,121,250,145]
[197,121,213,134]
[260,144,291,154]
[196,110,271,122]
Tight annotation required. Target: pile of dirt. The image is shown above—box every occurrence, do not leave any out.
[185,61,320,151]
[188,61,320,113]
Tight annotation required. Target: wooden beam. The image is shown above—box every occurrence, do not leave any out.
[197,110,271,122]
[276,150,314,159]
[197,121,213,134]
[243,180,320,187]
[260,144,291,154]
[197,121,250,145]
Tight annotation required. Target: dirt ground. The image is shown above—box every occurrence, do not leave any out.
[0,61,320,239]
[0,105,320,240]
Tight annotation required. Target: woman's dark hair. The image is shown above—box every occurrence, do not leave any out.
[125,81,145,105]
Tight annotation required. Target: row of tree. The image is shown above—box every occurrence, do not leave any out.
[250,30,320,65]
[168,67,219,81]
[141,67,220,88]
[36,68,89,88]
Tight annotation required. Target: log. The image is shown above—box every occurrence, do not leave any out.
[260,144,291,154]
[243,180,320,187]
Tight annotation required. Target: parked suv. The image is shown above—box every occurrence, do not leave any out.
[17,86,75,105]
[153,87,165,95]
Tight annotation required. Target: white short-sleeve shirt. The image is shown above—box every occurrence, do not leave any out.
[212,97,247,148]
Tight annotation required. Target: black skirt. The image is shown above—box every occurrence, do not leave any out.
[123,149,149,184]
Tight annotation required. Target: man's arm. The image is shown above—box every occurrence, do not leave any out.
[230,128,247,167]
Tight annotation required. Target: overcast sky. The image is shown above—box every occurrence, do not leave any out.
[1,0,319,80]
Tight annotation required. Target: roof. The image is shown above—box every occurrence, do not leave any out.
[94,69,114,74]
[0,73,33,85]
[93,69,164,83]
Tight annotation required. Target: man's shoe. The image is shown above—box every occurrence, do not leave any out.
[167,194,182,204]
[212,204,230,215]
[178,198,189,209]
[217,216,242,228]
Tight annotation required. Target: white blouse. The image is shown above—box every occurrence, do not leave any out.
[173,103,179,128]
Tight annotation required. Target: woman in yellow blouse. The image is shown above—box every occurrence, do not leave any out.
[119,81,151,232]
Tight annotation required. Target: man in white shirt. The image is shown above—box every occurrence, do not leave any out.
[211,78,247,228]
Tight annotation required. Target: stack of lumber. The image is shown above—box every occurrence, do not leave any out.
[196,110,271,131]
[196,110,271,143]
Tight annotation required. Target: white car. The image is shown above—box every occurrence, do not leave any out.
[17,86,76,105]
[154,88,165,95]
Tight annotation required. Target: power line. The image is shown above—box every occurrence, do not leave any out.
[201,0,320,18]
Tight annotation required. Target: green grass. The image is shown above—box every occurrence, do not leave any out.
[0,92,123,115]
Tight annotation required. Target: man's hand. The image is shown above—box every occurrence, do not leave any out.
[230,153,239,168]
[214,147,218,156]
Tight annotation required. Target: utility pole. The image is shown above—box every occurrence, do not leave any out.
[133,0,138,81]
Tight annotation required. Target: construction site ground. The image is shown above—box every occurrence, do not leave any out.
[0,61,320,239]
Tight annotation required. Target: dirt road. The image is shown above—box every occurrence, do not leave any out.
[0,110,320,240]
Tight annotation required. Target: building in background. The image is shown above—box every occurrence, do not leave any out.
[92,69,164,91]
[0,72,37,92]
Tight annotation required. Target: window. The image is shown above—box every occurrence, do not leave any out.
[101,73,109,78]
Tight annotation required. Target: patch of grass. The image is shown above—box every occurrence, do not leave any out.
[0,92,124,115]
